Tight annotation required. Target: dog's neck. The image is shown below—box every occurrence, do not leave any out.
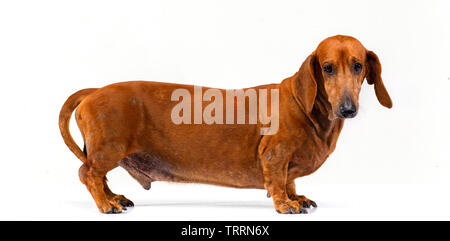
[310,88,343,139]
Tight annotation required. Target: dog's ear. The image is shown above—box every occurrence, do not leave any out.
[365,51,393,108]
[293,52,319,113]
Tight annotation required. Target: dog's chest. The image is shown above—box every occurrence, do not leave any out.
[289,122,343,176]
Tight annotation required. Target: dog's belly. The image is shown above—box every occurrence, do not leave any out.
[118,151,265,189]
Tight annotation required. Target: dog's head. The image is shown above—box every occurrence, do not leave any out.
[294,35,392,119]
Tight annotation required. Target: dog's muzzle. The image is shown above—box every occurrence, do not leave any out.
[338,96,357,119]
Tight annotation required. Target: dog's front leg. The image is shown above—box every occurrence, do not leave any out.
[261,149,307,214]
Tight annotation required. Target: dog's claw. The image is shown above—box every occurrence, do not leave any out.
[302,201,308,208]
[119,199,134,207]
[290,195,317,209]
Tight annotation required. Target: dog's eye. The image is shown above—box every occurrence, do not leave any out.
[353,62,363,74]
[323,64,334,75]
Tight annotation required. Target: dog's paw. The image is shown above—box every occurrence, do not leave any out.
[113,195,134,208]
[98,200,124,214]
[103,206,122,214]
[274,200,307,214]
[289,195,317,208]
[97,195,134,214]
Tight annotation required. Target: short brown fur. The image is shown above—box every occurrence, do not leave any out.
[59,35,392,214]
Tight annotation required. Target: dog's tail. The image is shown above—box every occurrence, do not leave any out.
[59,88,98,163]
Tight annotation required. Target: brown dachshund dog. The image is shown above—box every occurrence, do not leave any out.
[59,35,392,214]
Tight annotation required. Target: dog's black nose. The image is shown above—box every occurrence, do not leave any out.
[339,101,357,118]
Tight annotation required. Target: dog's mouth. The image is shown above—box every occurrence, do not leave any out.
[335,111,357,119]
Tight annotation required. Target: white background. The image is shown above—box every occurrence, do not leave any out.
[0,0,449,220]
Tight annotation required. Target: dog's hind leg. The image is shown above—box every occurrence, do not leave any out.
[103,177,134,208]
[78,144,131,214]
